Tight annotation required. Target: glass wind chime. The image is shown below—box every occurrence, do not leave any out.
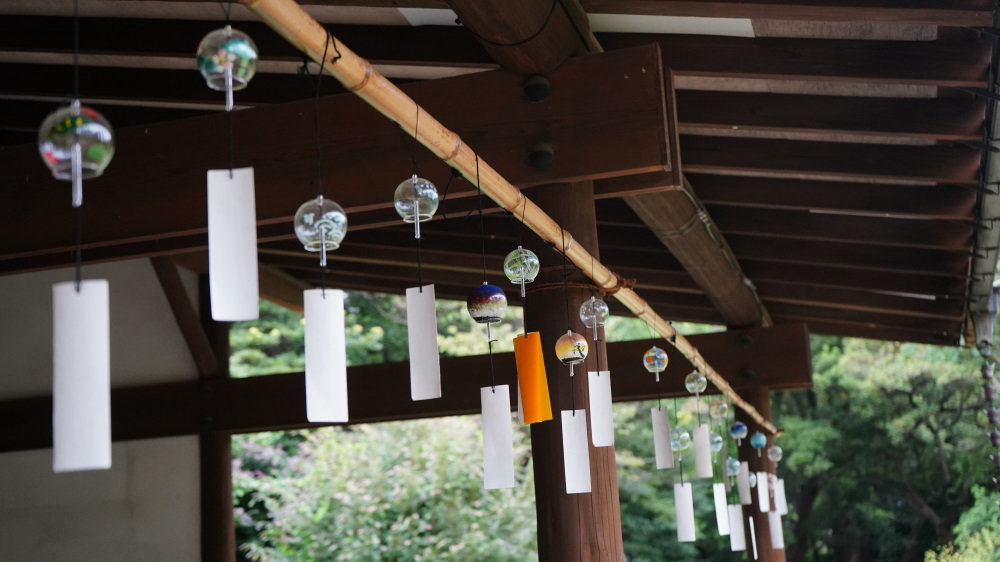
[197,16,261,322]
[466,156,514,491]
[505,228,551,426]
[553,231,591,494]
[40,0,116,473]
[393,107,442,402]
[291,32,350,424]
[644,344,675,470]
[581,293,614,447]
[708,399,731,537]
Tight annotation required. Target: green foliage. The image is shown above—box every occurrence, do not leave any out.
[775,337,992,561]
[236,418,537,562]
[230,297,997,562]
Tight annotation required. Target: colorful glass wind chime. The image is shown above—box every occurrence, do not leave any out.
[197,8,261,322]
[392,106,442,403]
[505,203,551,426]
[40,0,115,473]
[465,156,515,490]
[554,230,591,494]
[709,399,731,537]
[290,31,350,425]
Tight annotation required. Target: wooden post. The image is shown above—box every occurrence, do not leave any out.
[199,276,237,562]
[523,181,625,561]
[735,386,785,562]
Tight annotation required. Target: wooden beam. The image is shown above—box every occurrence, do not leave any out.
[0,44,673,273]
[581,0,993,26]
[0,324,811,453]
[676,91,986,143]
[682,135,982,185]
[705,206,976,251]
[624,178,768,328]
[197,275,237,562]
[687,174,978,221]
[600,33,991,87]
[258,263,311,314]
[445,0,598,74]
[150,257,218,376]
[772,316,958,345]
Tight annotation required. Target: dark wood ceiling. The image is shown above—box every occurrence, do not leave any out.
[0,0,995,346]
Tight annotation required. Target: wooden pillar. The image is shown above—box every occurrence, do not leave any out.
[199,276,237,562]
[735,386,785,562]
[523,181,625,561]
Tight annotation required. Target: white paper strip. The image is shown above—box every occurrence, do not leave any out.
[728,505,746,552]
[303,289,348,423]
[738,461,752,504]
[749,515,759,560]
[650,407,674,469]
[769,511,785,549]
[713,482,731,535]
[561,410,591,494]
[405,285,441,401]
[587,371,614,447]
[53,280,111,472]
[516,382,524,425]
[775,478,788,515]
[207,167,259,321]
[674,482,696,542]
[693,423,713,478]
[481,385,515,490]
[757,471,770,512]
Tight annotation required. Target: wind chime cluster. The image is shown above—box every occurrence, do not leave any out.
[641,346,791,552]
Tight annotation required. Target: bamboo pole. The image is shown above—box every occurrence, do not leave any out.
[237,0,780,436]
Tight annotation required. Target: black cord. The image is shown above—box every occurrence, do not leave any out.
[313,31,331,199]
[459,0,558,47]
[439,168,459,219]
[74,205,82,292]
[72,0,80,100]
[560,229,571,330]
[476,155,488,282]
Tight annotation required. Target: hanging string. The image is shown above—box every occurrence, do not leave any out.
[674,395,684,484]
[74,206,83,292]
[519,197,529,336]
[221,3,236,177]
[438,168,460,219]
[476,155,488,282]
[560,228,572,330]
[72,0,80,101]
[313,31,330,199]
[72,0,83,292]
[591,254,603,376]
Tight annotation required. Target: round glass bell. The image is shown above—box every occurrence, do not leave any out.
[555,330,588,366]
[730,421,748,441]
[196,25,258,91]
[394,174,439,224]
[294,196,348,253]
[767,445,783,464]
[726,456,740,477]
[504,246,539,286]
[684,371,707,394]
[748,472,757,488]
[642,345,668,374]
[709,399,728,420]
[709,432,724,452]
[750,432,767,457]
[466,282,507,324]
[38,100,115,203]
[579,296,609,329]
[670,427,691,451]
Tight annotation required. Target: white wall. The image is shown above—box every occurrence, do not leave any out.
[0,259,203,561]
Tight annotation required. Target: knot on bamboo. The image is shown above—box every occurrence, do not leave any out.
[601,273,635,297]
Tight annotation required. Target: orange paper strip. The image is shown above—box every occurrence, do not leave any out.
[513,332,553,424]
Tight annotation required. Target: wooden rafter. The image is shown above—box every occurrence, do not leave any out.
[0,324,811,454]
